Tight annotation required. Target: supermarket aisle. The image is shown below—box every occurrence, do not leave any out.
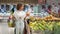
[0,20,14,34]
[0,22,9,34]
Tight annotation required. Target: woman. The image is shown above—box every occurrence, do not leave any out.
[13,3,26,34]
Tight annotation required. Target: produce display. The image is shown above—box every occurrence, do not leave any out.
[54,22,60,34]
[29,20,54,31]
[8,14,60,34]
[43,15,60,20]
[29,15,60,34]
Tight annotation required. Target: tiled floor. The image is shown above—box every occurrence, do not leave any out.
[0,20,14,34]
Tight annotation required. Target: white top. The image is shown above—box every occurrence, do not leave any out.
[13,10,26,21]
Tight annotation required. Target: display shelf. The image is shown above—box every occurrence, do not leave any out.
[0,13,11,19]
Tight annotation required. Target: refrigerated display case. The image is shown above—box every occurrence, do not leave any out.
[0,4,17,20]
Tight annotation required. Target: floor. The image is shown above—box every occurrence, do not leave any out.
[0,20,42,34]
[0,20,14,34]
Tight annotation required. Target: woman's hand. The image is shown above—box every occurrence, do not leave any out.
[26,12,30,16]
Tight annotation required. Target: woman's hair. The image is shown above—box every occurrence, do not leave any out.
[17,3,23,10]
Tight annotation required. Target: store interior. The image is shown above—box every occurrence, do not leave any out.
[0,0,60,34]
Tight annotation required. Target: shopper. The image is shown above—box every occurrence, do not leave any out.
[40,5,49,18]
[27,5,34,16]
[24,4,29,12]
[25,5,34,34]
[47,5,52,14]
[58,3,60,17]
[47,5,55,15]
[26,5,34,24]
[52,3,59,14]
[41,5,47,12]
[13,3,26,34]
[52,3,55,10]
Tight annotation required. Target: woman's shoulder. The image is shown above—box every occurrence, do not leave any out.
[19,11,26,15]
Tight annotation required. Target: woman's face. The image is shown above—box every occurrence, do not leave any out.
[20,5,24,10]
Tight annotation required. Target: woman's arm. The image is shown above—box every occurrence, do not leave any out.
[24,12,31,34]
